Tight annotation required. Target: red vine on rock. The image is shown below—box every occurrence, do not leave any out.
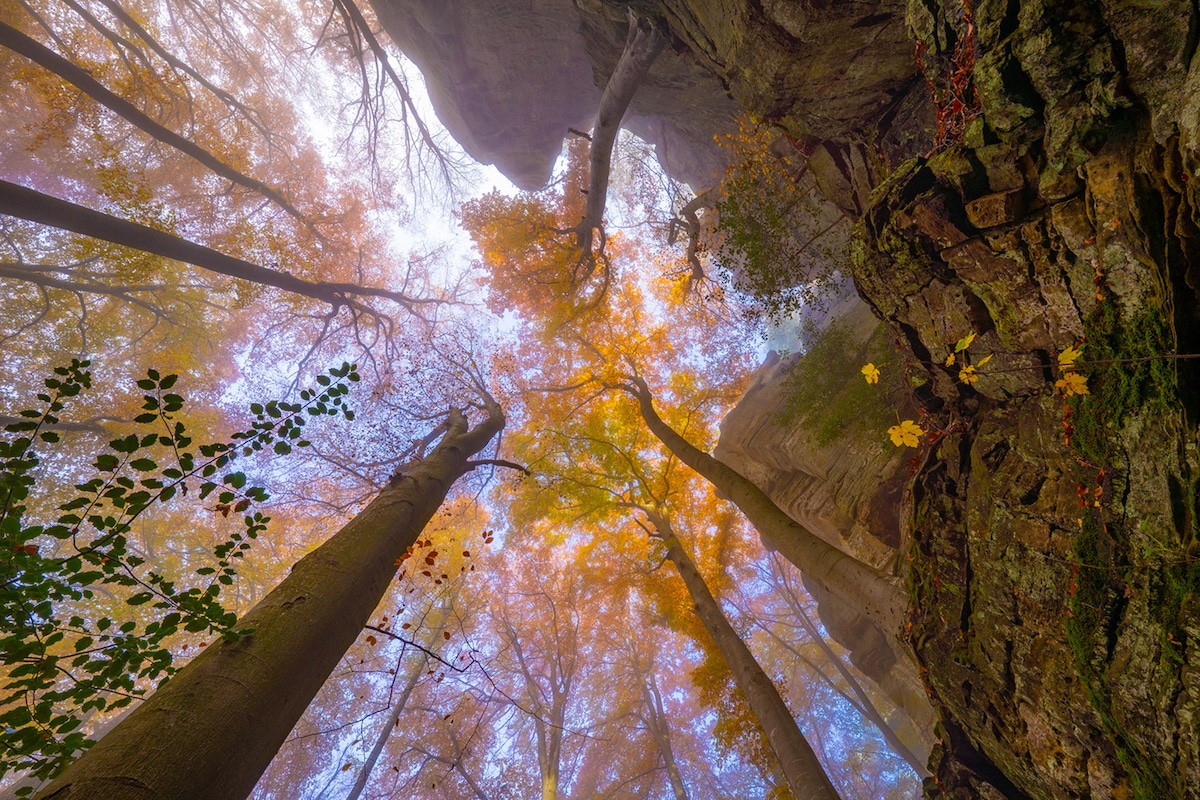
[915,0,982,153]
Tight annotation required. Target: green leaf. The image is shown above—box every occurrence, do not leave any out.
[130,459,157,472]
[273,441,291,455]
[159,374,178,390]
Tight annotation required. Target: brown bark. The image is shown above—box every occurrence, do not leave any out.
[0,20,313,231]
[35,401,504,800]
[642,509,841,800]
[628,642,690,800]
[571,14,664,276]
[775,564,930,777]
[622,377,908,639]
[0,180,434,313]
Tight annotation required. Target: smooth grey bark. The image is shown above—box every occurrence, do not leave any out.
[572,15,665,268]
[35,401,504,800]
[0,180,435,313]
[497,595,576,800]
[668,188,721,294]
[343,626,438,800]
[640,509,841,800]
[621,376,908,639]
[627,642,690,800]
[0,20,311,229]
[773,562,930,777]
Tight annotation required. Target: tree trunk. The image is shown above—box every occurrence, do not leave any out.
[624,377,908,639]
[571,13,665,272]
[629,645,690,800]
[344,627,439,800]
[779,570,930,777]
[35,402,504,800]
[0,20,312,230]
[645,511,841,800]
[0,180,433,313]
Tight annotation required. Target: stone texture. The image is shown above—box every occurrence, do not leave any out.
[716,300,937,751]
[370,0,739,190]
[851,0,1200,795]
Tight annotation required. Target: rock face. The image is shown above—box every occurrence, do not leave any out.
[716,299,937,755]
[845,0,1200,796]
[369,0,928,191]
[370,0,740,190]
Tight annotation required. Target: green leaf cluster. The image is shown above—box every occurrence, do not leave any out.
[0,360,358,786]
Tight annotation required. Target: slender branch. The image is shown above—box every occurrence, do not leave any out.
[0,19,316,233]
[0,180,440,313]
[464,459,529,475]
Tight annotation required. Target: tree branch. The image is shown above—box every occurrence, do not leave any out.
[0,19,317,234]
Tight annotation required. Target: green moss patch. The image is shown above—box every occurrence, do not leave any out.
[778,319,900,451]
[1063,303,1193,799]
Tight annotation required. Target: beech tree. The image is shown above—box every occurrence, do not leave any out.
[617,374,908,639]
[639,507,841,800]
[507,350,843,797]
[34,398,504,800]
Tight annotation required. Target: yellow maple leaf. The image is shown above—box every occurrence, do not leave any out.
[944,352,956,367]
[888,419,925,448]
[954,332,976,353]
[959,365,979,385]
[861,363,881,384]
[1056,372,1090,396]
[976,353,993,367]
[1057,344,1084,370]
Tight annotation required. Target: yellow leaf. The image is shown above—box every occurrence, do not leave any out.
[888,419,925,448]
[959,365,979,385]
[976,353,993,367]
[944,353,956,367]
[861,363,880,384]
[1056,372,1090,396]
[954,332,976,353]
[1057,345,1084,370]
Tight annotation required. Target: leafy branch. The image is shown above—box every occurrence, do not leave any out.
[0,359,359,785]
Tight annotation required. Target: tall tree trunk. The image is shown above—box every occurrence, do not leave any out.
[622,377,908,638]
[0,180,434,313]
[628,643,690,800]
[0,20,313,230]
[569,13,664,275]
[643,510,841,800]
[35,402,504,800]
[344,623,440,800]
[776,564,930,777]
